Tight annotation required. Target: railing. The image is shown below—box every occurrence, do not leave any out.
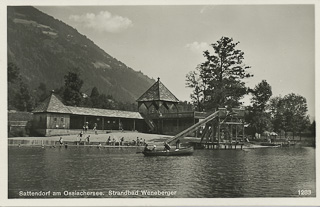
[143,111,208,119]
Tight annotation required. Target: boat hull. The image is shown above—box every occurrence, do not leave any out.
[142,147,194,156]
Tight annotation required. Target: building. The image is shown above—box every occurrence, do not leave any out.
[8,110,33,137]
[30,77,207,137]
[32,93,148,136]
[137,78,207,136]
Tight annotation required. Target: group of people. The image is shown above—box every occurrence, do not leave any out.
[82,122,98,134]
[106,136,125,146]
[76,131,91,145]
[143,139,181,152]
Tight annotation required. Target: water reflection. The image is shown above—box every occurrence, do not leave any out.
[8,146,315,198]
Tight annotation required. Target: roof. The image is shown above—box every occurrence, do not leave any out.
[136,78,179,103]
[32,93,72,114]
[33,93,143,119]
[67,106,143,119]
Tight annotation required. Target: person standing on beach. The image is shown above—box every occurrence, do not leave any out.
[86,135,90,143]
[77,131,83,141]
[59,137,63,146]
[120,137,124,146]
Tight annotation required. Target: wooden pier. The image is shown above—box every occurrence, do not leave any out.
[190,141,244,150]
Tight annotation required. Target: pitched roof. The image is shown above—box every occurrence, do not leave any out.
[32,93,72,114]
[67,106,143,119]
[33,93,143,119]
[136,78,179,103]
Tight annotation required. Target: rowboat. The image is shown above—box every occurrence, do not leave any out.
[142,147,194,156]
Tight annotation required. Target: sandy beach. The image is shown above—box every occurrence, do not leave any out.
[8,131,201,147]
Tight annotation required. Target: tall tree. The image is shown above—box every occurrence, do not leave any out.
[37,82,49,102]
[246,80,273,135]
[15,82,34,112]
[63,71,84,106]
[269,93,309,138]
[186,69,204,111]
[187,36,253,111]
[250,80,272,110]
[8,62,34,111]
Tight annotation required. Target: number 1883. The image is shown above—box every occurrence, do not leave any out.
[298,190,312,196]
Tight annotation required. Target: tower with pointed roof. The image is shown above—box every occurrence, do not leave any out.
[137,77,179,114]
[136,77,208,135]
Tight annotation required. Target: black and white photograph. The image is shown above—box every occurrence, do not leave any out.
[2,0,319,206]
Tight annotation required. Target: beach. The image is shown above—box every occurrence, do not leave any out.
[7,131,200,147]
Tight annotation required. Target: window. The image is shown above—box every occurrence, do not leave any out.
[54,118,57,122]
[61,117,64,122]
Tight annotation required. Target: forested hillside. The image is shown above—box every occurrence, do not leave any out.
[7,6,155,107]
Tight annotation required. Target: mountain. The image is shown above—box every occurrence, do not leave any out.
[7,6,155,104]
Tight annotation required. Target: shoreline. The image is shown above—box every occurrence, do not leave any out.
[7,131,201,147]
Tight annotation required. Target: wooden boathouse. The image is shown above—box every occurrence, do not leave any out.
[32,92,148,136]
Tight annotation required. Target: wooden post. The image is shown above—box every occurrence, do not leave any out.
[218,117,220,149]
[194,116,197,138]
[133,119,136,131]
[211,121,214,143]
[243,123,245,142]
[236,125,238,142]
[230,124,233,143]
[177,119,179,132]
[161,119,164,134]
[102,117,105,130]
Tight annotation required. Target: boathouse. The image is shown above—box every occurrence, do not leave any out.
[32,78,208,137]
[137,78,207,136]
[32,93,148,136]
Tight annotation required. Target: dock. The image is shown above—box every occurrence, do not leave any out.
[189,141,244,150]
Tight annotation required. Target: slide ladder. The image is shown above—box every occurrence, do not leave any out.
[167,111,219,144]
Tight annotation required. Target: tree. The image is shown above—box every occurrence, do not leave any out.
[186,69,204,111]
[309,120,315,137]
[187,36,252,111]
[269,96,285,134]
[63,71,84,106]
[250,80,272,110]
[269,93,309,138]
[246,80,273,135]
[8,62,20,83]
[15,82,34,111]
[37,82,49,102]
[8,62,34,111]
[90,87,100,98]
[90,86,100,108]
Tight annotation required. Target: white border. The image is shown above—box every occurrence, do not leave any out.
[1,0,319,206]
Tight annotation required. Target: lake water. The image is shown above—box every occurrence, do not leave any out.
[8,146,316,198]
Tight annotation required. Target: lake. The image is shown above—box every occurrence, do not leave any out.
[8,146,316,198]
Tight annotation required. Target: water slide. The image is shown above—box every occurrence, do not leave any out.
[167,110,219,144]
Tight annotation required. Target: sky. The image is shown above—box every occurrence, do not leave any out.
[35,4,315,118]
